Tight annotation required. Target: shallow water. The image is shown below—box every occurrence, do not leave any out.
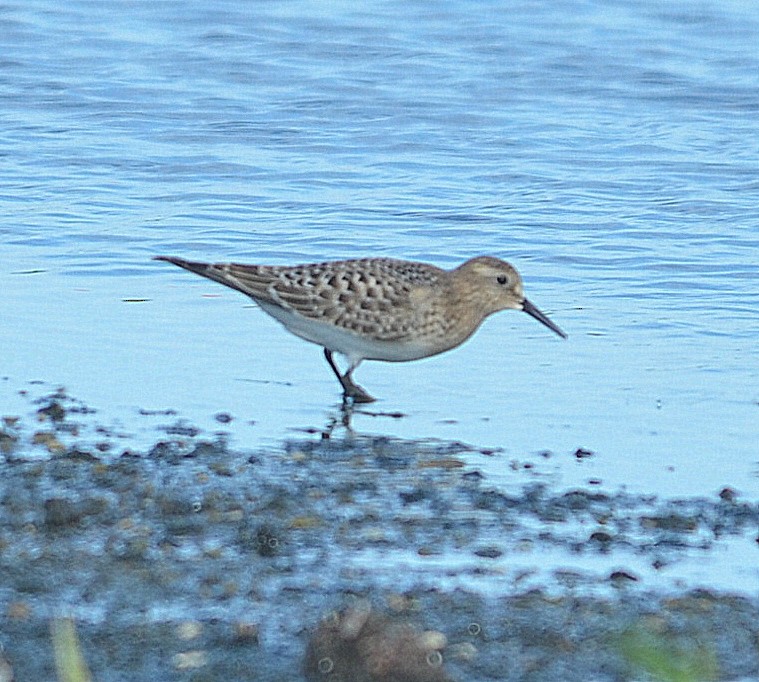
[2,0,759,598]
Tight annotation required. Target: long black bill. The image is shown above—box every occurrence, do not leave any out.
[522,298,567,339]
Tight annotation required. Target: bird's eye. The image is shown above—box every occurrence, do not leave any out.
[496,275,508,285]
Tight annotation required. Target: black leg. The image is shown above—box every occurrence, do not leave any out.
[322,349,376,403]
[323,349,343,383]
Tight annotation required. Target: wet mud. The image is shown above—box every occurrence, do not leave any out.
[1,388,758,681]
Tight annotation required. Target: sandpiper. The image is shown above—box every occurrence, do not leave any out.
[154,255,566,403]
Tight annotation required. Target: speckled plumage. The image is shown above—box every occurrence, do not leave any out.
[154,255,566,403]
[198,258,446,341]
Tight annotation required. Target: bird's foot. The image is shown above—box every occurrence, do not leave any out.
[342,382,377,404]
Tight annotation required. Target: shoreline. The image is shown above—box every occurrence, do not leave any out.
[1,388,757,680]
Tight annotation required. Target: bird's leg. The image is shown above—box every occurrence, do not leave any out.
[323,349,376,404]
[343,365,376,404]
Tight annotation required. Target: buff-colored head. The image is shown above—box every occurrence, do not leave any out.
[452,256,567,338]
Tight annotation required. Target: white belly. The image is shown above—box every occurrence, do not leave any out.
[257,302,432,364]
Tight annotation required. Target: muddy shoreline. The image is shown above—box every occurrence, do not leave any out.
[1,389,758,680]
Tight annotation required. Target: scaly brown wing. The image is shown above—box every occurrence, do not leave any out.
[154,256,447,341]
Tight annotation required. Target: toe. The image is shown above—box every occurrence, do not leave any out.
[345,386,376,404]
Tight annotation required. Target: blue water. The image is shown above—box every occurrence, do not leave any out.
[2,0,758,589]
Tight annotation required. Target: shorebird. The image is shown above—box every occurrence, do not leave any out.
[154,255,566,403]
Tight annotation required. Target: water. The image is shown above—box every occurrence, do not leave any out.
[2,0,758,590]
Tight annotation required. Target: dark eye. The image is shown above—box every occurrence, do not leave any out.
[496,275,508,285]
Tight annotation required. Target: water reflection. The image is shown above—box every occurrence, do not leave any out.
[319,401,411,439]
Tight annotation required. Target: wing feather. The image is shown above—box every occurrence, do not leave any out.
[155,256,446,342]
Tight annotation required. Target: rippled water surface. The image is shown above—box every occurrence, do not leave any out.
[2,0,758,587]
